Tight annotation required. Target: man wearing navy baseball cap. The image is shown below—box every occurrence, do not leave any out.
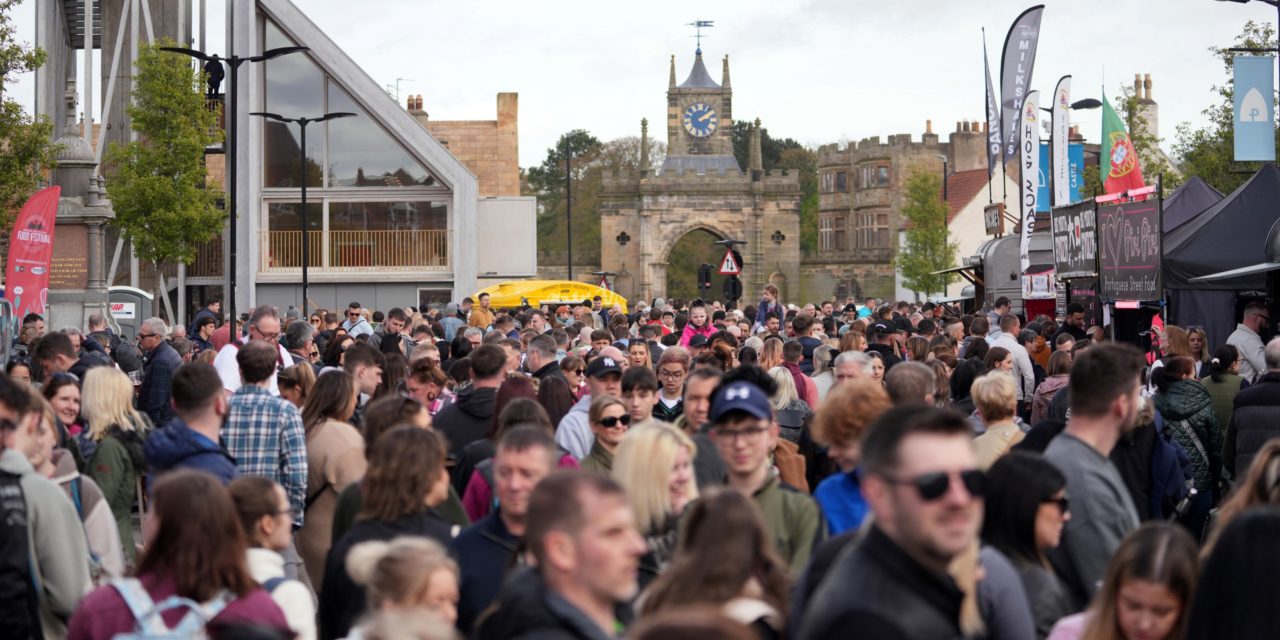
[708,379,822,574]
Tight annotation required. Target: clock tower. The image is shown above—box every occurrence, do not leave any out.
[663,49,739,174]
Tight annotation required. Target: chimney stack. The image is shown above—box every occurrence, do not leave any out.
[1134,74,1142,98]
[972,121,980,133]
[926,119,933,134]
[1144,74,1152,101]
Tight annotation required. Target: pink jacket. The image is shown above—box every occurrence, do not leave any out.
[678,322,716,347]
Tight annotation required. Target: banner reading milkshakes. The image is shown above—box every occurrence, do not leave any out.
[1019,91,1040,274]
[4,186,61,326]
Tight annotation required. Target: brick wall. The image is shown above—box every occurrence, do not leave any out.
[409,93,520,197]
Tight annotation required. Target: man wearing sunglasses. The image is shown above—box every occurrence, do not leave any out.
[340,301,373,339]
[1044,343,1144,611]
[708,379,821,575]
[799,404,983,640]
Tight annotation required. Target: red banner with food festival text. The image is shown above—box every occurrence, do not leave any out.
[5,186,61,323]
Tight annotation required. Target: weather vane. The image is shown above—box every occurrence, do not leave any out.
[688,20,714,52]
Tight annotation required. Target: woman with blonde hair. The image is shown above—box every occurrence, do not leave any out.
[758,337,784,371]
[580,394,630,476]
[344,537,460,633]
[79,366,151,564]
[839,328,867,354]
[613,422,699,588]
[972,372,1024,469]
[1186,327,1210,378]
[767,365,812,445]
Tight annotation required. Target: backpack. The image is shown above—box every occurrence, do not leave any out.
[109,577,233,639]
[68,477,108,584]
[0,470,40,638]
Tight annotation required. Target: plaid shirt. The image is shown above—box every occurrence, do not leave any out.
[223,385,308,524]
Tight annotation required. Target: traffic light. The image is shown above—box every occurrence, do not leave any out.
[697,264,713,296]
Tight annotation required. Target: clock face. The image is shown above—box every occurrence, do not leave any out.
[683,103,719,138]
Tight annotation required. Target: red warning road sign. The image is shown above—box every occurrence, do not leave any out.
[718,249,741,275]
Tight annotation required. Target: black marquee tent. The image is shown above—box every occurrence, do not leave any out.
[1162,176,1224,233]
[1164,163,1280,350]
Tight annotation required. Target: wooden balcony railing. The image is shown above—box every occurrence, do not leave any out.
[189,234,224,278]
[260,229,450,272]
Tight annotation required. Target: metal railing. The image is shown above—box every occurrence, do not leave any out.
[260,229,450,272]
[189,235,224,278]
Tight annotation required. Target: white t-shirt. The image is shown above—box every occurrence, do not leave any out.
[212,342,293,394]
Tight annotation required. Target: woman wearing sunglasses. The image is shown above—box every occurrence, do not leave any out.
[983,451,1073,638]
[580,395,632,476]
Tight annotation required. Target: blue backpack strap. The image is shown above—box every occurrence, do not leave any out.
[111,578,165,635]
[262,576,287,593]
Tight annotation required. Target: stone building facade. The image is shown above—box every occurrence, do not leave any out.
[805,120,987,302]
[407,93,520,197]
[598,50,801,302]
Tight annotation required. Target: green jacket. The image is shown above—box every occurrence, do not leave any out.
[86,434,140,563]
[753,474,823,575]
[1203,373,1245,442]
[580,440,614,476]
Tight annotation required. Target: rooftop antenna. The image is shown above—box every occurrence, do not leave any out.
[688,20,714,53]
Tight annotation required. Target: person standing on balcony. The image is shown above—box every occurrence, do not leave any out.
[342,301,374,339]
[469,293,496,330]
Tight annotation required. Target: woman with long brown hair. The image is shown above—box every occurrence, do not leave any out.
[640,488,790,637]
[318,426,454,640]
[1203,439,1280,555]
[297,370,367,590]
[67,470,292,639]
[1047,523,1198,640]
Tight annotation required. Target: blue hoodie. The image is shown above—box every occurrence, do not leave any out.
[143,418,239,484]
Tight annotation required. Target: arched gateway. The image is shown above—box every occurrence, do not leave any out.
[599,48,801,304]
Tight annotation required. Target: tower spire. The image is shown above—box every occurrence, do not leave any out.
[749,118,763,175]
[640,118,651,173]
[669,55,677,88]
[722,55,731,88]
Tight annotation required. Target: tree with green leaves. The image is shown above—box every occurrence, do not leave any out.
[895,165,957,297]
[1173,20,1280,194]
[105,39,223,279]
[525,130,602,262]
[0,0,58,230]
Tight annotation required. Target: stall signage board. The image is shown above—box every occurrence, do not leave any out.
[1097,201,1161,301]
[1051,202,1097,278]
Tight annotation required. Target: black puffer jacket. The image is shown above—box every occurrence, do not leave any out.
[434,385,496,461]
[1226,372,1280,478]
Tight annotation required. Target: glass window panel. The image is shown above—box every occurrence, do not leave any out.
[836,172,847,192]
[326,82,437,188]
[265,202,322,268]
[263,21,323,188]
[328,201,448,269]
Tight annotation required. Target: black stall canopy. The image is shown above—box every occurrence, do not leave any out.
[1162,176,1224,233]
[1164,163,1280,350]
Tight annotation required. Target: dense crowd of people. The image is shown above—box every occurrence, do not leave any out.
[4,287,1280,639]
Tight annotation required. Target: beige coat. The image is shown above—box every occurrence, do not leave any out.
[296,418,366,590]
[974,421,1025,470]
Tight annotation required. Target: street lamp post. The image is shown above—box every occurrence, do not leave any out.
[250,111,357,317]
[1040,98,1102,205]
[564,137,573,281]
[161,44,307,334]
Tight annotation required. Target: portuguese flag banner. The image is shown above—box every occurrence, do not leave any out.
[1102,95,1145,194]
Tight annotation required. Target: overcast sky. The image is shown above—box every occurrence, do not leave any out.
[6,0,1266,168]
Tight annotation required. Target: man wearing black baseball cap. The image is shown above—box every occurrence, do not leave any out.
[555,349,624,460]
[865,322,903,373]
[708,379,821,574]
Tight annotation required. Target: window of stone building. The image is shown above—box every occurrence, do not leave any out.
[819,215,834,251]
[821,171,834,193]
[836,171,848,192]
[876,166,890,187]
[855,210,890,249]
[833,216,847,250]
